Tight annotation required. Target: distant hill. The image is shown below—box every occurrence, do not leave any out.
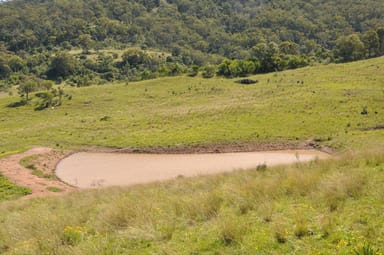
[0,0,383,86]
[0,0,383,56]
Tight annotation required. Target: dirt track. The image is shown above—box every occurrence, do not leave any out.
[0,147,75,199]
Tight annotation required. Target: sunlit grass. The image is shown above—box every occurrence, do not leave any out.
[0,175,31,201]
[0,58,383,254]
[0,57,383,155]
[0,151,382,254]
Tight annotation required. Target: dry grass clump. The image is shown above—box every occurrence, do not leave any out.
[319,171,366,211]
[281,166,322,197]
[174,190,223,222]
[216,209,249,245]
[274,223,289,244]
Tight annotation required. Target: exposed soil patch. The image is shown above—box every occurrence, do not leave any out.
[0,147,75,199]
[87,140,327,154]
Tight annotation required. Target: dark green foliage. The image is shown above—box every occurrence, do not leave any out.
[363,30,380,57]
[1,0,383,57]
[47,53,77,80]
[334,34,366,62]
[217,59,260,77]
[35,87,67,110]
[0,0,383,83]
[377,28,384,54]
[202,65,215,78]
[7,56,26,73]
[0,58,11,79]
[187,65,199,77]
[251,42,280,72]
[18,80,37,102]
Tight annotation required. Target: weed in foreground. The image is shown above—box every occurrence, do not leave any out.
[354,243,379,255]
[217,210,248,246]
[274,223,288,244]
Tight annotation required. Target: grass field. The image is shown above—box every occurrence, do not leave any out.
[0,152,383,254]
[0,58,383,254]
[0,57,383,155]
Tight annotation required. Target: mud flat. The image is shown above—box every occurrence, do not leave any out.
[56,150,329,188]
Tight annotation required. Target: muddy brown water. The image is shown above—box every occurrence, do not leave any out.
[55,150,329,188]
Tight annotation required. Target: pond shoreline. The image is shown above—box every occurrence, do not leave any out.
[56,149,330,189]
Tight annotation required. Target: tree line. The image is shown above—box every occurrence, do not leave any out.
[0,0,384,90]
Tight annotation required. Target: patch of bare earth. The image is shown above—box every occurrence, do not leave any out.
[0,147,75,199]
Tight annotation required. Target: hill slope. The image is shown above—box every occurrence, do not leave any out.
[1,57,383,156]
[0,57,383,255]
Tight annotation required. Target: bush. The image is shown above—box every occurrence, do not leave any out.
[202,64,215,78]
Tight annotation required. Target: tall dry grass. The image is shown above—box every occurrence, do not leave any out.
[0,151,383,254]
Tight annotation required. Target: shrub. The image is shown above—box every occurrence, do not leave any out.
[202,65,215,78]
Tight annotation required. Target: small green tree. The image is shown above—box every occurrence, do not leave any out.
[217,59,232,77]
[202,64,215,78]
[41,80,54,91]
[35,91,54,110]
[77,34,94,54]
[35,87,67,110]
[18,80,37,103]
[188,65,199,77]
[251,42,279,72]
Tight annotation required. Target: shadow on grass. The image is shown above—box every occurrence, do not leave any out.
[7,100,27,108]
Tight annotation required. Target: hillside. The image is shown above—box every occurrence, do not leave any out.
[0,55,382,254]
[0,1,383,253]
[1,57,383,156]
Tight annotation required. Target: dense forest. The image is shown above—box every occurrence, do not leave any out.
[0,0,384,89]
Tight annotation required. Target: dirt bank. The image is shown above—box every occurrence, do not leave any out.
[0,147,75,199]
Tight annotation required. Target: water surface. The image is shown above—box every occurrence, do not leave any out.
[56,150,328,188]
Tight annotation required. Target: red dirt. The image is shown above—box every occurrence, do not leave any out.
[0,147,76,199]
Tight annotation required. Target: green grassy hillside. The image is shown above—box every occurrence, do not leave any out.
[1,57,383,156]
[0,58,383,254]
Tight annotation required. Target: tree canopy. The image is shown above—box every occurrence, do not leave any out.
[0,0,383,85]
